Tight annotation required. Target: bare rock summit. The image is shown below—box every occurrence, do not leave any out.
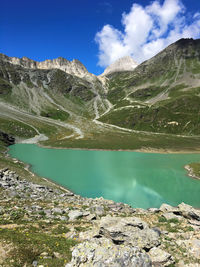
[101,56,138,76]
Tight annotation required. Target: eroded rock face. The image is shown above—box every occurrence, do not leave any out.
[0,53,90,78]
[66,238,152,267]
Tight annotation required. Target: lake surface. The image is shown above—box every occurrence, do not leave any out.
[9,144,200,209]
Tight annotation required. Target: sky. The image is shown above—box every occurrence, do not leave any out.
[1,0,200,75]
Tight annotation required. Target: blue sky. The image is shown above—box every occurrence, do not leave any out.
[1,0,200,75]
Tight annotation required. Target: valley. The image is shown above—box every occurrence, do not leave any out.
[1,38,200,154]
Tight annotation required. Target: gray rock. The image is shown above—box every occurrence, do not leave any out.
[86,214,96,221]
[162,212,182,221]
[178,203,200,221]
[32,260,38,267]
[148,208,160,213]
[149,247,174,266]
[98,216,160,250]
[68,210,83,221]
[91,205,105,216]
[66,238,152,267]
[52,207,64,214]
[160,203,178,213]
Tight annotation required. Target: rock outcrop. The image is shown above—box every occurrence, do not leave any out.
[0,53,90,78]
[66,238,152,267]
[101,56,138,76]
[0,131,15,146]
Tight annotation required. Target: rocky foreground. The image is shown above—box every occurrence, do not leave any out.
[0,168,200,267]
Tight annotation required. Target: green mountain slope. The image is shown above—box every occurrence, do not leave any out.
[99,38,200,135]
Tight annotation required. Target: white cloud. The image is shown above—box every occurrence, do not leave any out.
[95,0,200,67]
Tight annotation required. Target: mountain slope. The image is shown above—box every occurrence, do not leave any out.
[0,38,200,151]
[99,38,200,135]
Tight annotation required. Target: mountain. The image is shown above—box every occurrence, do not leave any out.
[0,53,92,78]
[101,56,138,76]
[99,38,200,135]
[0,38,200,151]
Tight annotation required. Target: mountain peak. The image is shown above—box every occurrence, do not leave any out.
[0,54,90,78]
[101,56,138,76]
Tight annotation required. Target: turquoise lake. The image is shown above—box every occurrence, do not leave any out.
[8,144,200,209]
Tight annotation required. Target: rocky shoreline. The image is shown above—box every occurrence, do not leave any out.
[185,165,200,180]
[0,168,200,266]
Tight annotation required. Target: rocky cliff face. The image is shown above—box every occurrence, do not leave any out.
[101,56,138,76]
[0,53,90,78]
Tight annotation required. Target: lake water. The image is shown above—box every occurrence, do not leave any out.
[8,144,200,209]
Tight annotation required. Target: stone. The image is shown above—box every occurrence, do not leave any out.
[148,208,160,213]
[160,203,179,213]
[162,212,182,221]
[178,203,200,221]
[97,216,160,250]
[176,239,200,260]
[188,219,200,227]
[32,260,38,267]
[149,247,174,266]
[189,239,200,259]
[91,205,105,216]
[53,252,62,258]
[66,238,152,267]
[86,214,96,221]
[68,210,83,221]
[52,208,64,214]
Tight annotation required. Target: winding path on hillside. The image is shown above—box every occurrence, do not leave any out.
[0,101,84,140]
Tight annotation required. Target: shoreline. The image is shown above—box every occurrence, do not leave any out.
[35,142,200,154]
[5,146,76,196]
[184,164,200,181]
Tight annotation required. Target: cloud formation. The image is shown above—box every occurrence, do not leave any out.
[95,0,200,67]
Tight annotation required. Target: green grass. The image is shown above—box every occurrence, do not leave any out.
[129,86,167,101]
[0,117,37,140]
[41,108,70,121]
[188,162,200,178]
[0,228,78,267]
[99,94,200,135]
[42,128,200,152]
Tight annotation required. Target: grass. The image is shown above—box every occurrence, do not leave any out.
[41,108,70,121]
[0,117,37,140]
[0,228,78,266]
[129,86,167,101]
[42,128,200,152]
[99,94,200,135]
[187,162,200,178]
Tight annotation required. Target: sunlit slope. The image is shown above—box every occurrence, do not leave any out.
[99,38,200,135]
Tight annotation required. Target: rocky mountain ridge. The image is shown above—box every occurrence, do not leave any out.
[0,53,92,79]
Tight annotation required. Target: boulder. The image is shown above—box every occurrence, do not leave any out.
[162,212,182,221]
[159,203,179,213]
[149,247,174,266]
[66,238,152,267]
[178,203,200,221]
[98,216,160,250]
[68,210,83,221]
[91,205,105,216]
